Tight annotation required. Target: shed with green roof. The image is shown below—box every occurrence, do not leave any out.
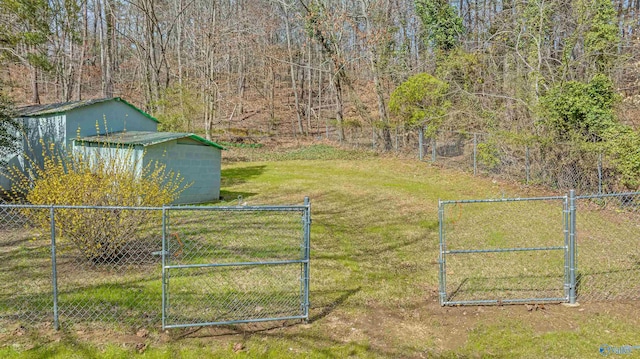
[1,98,223,204]
[74,131,223,204]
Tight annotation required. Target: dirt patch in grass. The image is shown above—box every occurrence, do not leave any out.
[4,299,637,358]
[306,298,640,356]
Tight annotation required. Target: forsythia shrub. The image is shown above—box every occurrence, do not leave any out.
[8,142,188,263]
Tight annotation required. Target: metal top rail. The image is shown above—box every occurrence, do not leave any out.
[576,192,640,200]
[0,203,164,210]
[166,205,308,211]
[0,203,309,211]
[439,195,566,205]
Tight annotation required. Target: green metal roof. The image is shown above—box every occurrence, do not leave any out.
[16,97,161,123]
[76,131,226,150]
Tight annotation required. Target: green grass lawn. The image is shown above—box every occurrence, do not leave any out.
[1,144,639,358]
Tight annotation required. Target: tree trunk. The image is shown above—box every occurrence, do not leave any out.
[75,0,88,101]
[280,2,304,135]
[333,72,345,142]
[31,65,40,104]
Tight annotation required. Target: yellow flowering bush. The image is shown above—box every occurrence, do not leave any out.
[7,142,188,263]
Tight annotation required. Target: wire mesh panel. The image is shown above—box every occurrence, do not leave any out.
[1,201,311,330]
[54,207,163,327]
[163,203,310,328]
[575,193,640,301]
[418,130,624,195]
[474,134,531,183]
[0,205,54,325]
[425,131,474,167]
[439,197,569,305]
[531,144,603,194]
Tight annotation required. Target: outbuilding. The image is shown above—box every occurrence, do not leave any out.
[74,131,223,204]
[1,98,223,204]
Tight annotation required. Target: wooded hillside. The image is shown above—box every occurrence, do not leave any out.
[1,0,639,149]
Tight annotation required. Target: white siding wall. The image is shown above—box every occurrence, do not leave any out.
[71,142,143,177]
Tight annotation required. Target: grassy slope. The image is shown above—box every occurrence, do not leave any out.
[2,146,639,358]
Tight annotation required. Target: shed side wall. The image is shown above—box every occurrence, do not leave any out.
[143,139,221,204]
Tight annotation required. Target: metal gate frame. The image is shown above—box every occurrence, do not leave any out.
[160,198,311,329]
[438,194,574,306]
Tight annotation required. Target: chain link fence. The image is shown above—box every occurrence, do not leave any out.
[0,206,53,325]
[575,192,640,301]
[438,196,569,305]
[421,131,616,194]
[0,201,311,330]
[328,127,627,195]
[439,191,640,305]
[54,206,162,327]
[163,205,310,328]
[220,125,633,199]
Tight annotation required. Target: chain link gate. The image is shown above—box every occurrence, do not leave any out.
[161,198,311,329]
[438,196,571,305]
[1,200,310,330]
[574,192,640,302]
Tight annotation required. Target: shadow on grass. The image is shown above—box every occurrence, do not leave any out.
[27,329,106,359]
[221,165,267,186]
[0,273,162,329]
[219,165,266,201]
[309,287,361,323]
[174,325,392,358]
[575,268,640,300]
[172,288,361,339]
[448,267,640,303]
[0,236,34,250]
[218,190,257,202]
[446,274,566,302]
[313,236,423,263]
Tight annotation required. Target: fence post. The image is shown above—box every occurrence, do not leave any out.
[419,126,424,161]
[394,127,399,152]
[598,153,603,195]
[161,207,167,330]
[563,195,570,300]
[473,133,477,176]
[50,206,59,330]
[438,201,446,305]
[303,197,311,321]
[372,127,376,150]
[568,190,577,304]
[432,133,437,163]
[525,145,530,185]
